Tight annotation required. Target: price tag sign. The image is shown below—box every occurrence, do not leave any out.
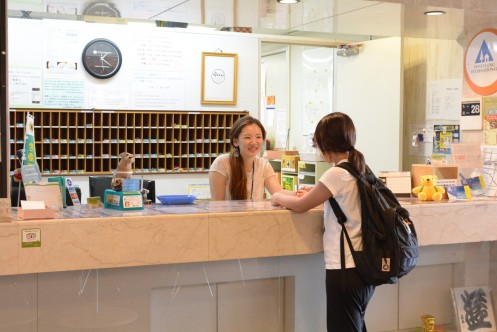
[22,229,41,248]
[460,99,482,130]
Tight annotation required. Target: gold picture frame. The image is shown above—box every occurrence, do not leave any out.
[201,52,238,105]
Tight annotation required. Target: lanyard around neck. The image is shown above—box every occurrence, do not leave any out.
[250,160,255,200]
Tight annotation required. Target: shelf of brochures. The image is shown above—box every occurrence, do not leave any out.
[9,109,247,176]
[266,157,331,191]
[297,160,331,188]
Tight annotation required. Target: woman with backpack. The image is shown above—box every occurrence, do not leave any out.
[271,112,375,332]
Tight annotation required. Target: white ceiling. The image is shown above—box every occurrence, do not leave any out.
[8,0,497,42]
[249,0,497,42]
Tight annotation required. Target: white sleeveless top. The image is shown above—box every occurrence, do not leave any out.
[209,154,276,200]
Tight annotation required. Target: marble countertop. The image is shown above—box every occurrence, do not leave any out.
[1,198,496,276]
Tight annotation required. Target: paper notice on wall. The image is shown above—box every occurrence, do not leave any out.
[450,142,483,169]
[483,96,497,145]
[275,108,288,149]
[426,79,462,120]
[187,184,211,199]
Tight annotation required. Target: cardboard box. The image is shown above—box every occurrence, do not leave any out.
[378,171,412,196]
[411,164,458,199]
[282,155,300,173]
[18,208,56,220]
[264,150,298,160]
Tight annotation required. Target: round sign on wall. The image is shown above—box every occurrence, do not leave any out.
[464,29,497,95]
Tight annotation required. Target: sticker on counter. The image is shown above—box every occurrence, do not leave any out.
[123,195,143,208]
[22,229,41,248]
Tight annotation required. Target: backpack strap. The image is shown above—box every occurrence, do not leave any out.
[328,162,363,271]
[328,196,357,270]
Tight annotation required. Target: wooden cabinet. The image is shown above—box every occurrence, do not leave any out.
[9,109,247,176]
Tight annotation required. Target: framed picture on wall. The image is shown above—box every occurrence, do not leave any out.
[201,52,238,105]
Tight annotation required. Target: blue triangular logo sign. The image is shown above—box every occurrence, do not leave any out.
[475,40,494,63]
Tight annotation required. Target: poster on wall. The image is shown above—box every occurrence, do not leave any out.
[43,19,86,108]
[8,19,44,107]
[130,28,186,109]
[464,28,497,96]
[301,48,333,135]
[275,108,288,149]
[426,79,462,120]
[433,124,460,155]
[483,96,497,145]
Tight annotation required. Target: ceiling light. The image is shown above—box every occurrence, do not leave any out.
[277,0,300,4]
[424,10,446,16]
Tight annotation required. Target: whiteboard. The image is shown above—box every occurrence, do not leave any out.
[8,18,259,112]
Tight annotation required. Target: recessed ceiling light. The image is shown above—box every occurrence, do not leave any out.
[424,10,446,16]
[277,0,300,4]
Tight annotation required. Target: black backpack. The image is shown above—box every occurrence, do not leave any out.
[328,162,418,286]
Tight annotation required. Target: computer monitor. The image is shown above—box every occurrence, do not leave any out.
[88,176,113,200]
[89,176,156,203]
[141,179,156,203]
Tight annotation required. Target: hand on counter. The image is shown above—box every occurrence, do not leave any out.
[296,186,312,198]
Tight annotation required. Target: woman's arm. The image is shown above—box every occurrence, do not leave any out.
[209,172,227,200]
[271,181,332,213]
[264,174,283,195]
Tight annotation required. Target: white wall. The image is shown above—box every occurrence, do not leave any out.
[335,37,402,174]
[8,18,259,112]
[261,47,290,149]
[264,39,402,173]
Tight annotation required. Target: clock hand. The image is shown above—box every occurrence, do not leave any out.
[100,58,111,66]
[99,51,112,66]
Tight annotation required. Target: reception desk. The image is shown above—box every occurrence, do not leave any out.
[0,199,496,331]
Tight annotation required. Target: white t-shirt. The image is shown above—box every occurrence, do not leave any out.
[319,161,363,270]
[209,154,276,200]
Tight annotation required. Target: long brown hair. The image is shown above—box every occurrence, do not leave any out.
[314,112,366,174]
[229,115,266,200]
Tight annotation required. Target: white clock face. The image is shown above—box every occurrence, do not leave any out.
[82,38,122,79]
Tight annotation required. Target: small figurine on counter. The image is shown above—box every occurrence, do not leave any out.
[12,168,22,183]
[140,188,150,204]
[111,152,135,191]
[412,175,445,201]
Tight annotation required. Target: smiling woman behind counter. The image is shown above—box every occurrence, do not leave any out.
[209,115,304,200]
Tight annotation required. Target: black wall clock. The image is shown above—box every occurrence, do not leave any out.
[83,3,121,17]
[82,38,122,79]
